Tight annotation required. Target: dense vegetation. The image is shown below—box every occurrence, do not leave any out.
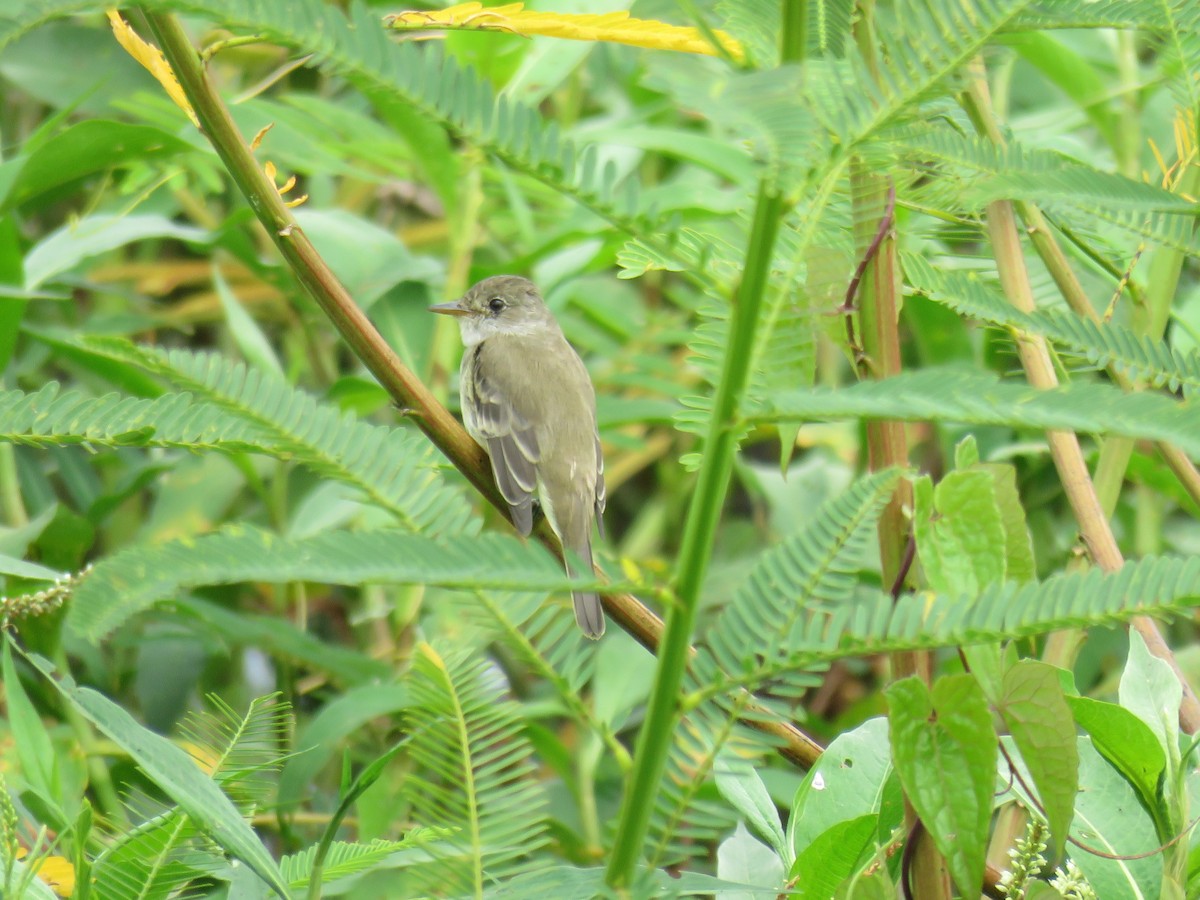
[1,1,1199,898]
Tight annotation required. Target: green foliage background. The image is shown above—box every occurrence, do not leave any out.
[0,0,1199,898]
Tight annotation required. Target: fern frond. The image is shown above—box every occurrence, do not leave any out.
[702,469,902,688]
[0,382,264,450]
[644,691,745,867]
[904,254,1200,391]
[750,367,1200,457]
[804,0,1034,149]
[403,643,550,895]
[78,338,475,534]
[1153,0,1200,118]
[90,810,207,900]
[177,693,290,812]
[644,473,901,862]
[1014,0,1183,30]
[0,0,99,52]
[281,832,443,890]
[90,696,289,899]
[455,588,603,723]
[717,0,868,63]
[897,128,1200,255]
[65,526,596,641]
[790,555,1200,669]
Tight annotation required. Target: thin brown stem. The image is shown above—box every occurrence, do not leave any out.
[964,60,1200,734]
[142,10,825,768]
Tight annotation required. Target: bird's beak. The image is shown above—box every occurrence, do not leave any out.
[429,301,470,317]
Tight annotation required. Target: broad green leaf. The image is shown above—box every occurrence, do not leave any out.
[2,639,62,817]
[24,214,209,289]
[788,814,876,892]
[0,552,62,581]
[292,209,439,309]
[997,661,1078,851]
[24,653,290,898]
[3,119,195,209]
[983,462,1036,582]
[834,870,894,899]
[1068,736,1162,900]
[1066,696,1166,823]
[715,822,785,900]
[788,717,892,855]
[913,470,1005,596]
[962,643,1006,704]
[212,262,282,377]
[886,675,995,897]
[1119,630,1183,764]
[0,215,26,373]
[715,759,789,866]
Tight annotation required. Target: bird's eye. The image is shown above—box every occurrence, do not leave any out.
[488,297,505,313]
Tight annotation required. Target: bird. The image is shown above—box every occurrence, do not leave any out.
[431,275,607,638]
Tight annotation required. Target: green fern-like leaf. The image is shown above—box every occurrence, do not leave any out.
[803,0,1034,149]
[402,643,550,896]
[89,810,208,900]
[65,526,597,641]
[644,472,901,864]
[0,374,474,534]
[178,693,290,812]
[0,0,100,52]
[644,691,747,867]
[897,128,1200,256]
[89,694,291,900]
[152,0,704,267]
[1153,0,1200,118]
[749,367,1200,456]
[904,254,1200,391]
[703,469,902,686]
[0,382,264,450]
[796,555,1200,668]
[1013,0,1188,30]
[280,832,444,890]
[78,337,476,534]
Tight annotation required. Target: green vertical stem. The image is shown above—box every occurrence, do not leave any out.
[781,0,808,63]
[606,182,783,888]
[606,0,810,879]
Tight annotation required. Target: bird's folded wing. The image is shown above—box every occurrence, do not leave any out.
[594,432,606,538]
[472,369,540,536]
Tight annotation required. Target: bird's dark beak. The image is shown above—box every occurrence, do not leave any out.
[429,301,470,317]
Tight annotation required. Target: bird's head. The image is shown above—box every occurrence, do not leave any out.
[430,275,555,345]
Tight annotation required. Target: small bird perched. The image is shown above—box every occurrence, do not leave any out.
[431,276,607,638]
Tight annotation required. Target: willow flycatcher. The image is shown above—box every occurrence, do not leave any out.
[431,275,606,638]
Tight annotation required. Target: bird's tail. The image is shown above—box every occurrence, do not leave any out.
[565,534,604,639]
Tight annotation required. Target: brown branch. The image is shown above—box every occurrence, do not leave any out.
[962,59,1200,734]
[141,10,825,768]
